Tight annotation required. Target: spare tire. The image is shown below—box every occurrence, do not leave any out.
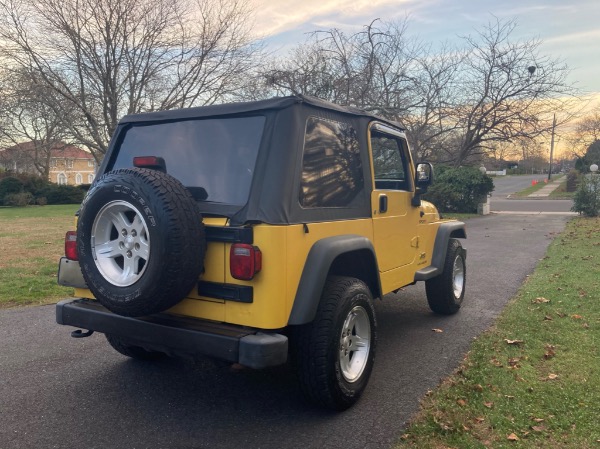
[77,167,205,317]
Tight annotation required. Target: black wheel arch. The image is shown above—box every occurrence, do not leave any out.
[414,222,466,282]
[288,235,381,325]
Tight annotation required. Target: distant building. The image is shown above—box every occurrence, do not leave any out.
[0,141,96,185]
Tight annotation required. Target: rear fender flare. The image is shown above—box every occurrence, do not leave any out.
[288,235,381,325]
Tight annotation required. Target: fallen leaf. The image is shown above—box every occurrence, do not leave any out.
[457,399,467,407]
[474,417,485,423]
[432,328,444,333]
[505,339,524,345]
[474,384,484,392]
[543,315,553,321]
[544,345,556,359]
[531,425,546,432]
[547,373,559,380]
[532,418,544,423]
[490,358,503,368]
[484,401,494,408]
[571,314,583,320]
[556,311,567,318]
[533,297,550,304]
[508,357,521,367]
[507,433,519,441]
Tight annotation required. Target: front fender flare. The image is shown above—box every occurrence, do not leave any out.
[414,222,466,282]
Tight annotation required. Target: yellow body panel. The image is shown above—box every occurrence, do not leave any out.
[371,190,419,270]
[169,219,375,329]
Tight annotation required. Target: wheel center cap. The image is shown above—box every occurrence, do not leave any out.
[124,236,135,250]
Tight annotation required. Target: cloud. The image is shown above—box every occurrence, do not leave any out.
[543,29,600,45]
[250,0,412,36]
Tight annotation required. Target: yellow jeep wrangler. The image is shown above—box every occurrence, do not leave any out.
[56,95,466,410]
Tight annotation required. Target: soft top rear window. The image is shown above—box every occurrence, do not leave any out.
[111,116,266,206]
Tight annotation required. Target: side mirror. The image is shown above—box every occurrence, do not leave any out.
[415,162,434,188]
[412,162,434,207]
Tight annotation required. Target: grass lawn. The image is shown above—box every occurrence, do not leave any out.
[398,217,600,448]
[511,175,564,198]
[0,205,79,307]
[549,180,576,199]
[442,213,479,221]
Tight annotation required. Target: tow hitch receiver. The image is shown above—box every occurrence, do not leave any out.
[71,329,94,338]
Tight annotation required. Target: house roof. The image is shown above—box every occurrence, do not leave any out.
[1,141,94,159]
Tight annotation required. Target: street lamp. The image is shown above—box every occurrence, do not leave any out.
[591,164,599,173]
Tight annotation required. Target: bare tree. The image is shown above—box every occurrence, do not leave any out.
[0,0,262,158]
[401,45,461,161]
[265,17,578,167]
[0,69,74,178]
[446,19,577,166]
[568,107,600,159]
[266,19,422,117]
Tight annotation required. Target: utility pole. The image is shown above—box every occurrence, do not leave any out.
[548,113,556,181]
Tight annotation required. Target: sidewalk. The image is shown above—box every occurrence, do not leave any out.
[527,178,562,198]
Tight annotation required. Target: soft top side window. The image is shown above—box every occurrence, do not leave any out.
[371,130,411,191]
[300,116,364,208]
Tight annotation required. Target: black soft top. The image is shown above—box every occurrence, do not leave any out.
[120,95,404,130]
[102,95,408,225]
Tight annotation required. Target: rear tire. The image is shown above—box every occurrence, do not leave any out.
[291,276,377,410]
[425,238,466,315]
[105,334,166,361]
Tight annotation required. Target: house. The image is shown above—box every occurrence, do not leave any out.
[0,141,97,185]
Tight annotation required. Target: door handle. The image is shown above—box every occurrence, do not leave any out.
[379,194,388,213]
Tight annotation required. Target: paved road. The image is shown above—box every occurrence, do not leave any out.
[490,175,575,214]
[491,174,547,197]
[0,213,571,449]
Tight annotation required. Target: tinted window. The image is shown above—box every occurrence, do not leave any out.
[371,132,410,190]
[112,116,265,206]
[300,117,363,208]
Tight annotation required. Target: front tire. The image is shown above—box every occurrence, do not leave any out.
[425,238,466,315]
[291,276,377,410]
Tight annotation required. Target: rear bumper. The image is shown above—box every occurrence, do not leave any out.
[56,299,288,369]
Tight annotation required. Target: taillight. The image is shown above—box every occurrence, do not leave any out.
[65,231,78,261]
[133,156,167,172]
[230,244,262,281]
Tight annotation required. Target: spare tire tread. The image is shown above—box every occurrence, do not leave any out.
[77,168,206,317]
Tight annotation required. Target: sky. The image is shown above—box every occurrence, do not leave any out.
[250,0,600,98]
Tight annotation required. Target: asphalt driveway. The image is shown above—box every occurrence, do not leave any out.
[0,213,571,449]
